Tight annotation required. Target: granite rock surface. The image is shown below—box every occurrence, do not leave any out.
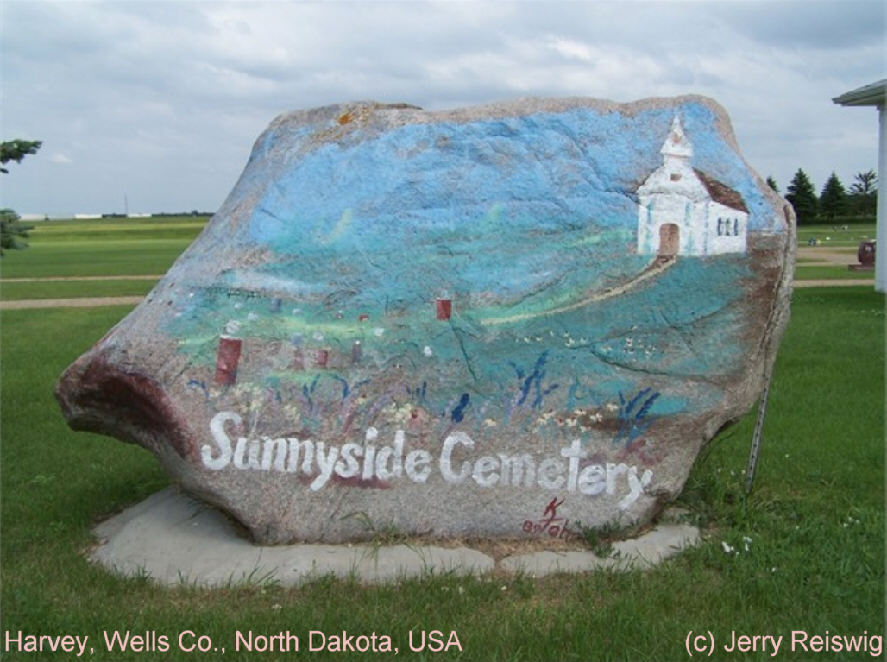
[57,96,794,544]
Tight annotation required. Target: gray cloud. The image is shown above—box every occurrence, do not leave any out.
[1,0,883,215]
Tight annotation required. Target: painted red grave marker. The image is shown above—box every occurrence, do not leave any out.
[214,337,242,386]
[436,298,452,320]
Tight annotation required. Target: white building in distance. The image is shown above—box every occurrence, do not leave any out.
[637,117,748,257]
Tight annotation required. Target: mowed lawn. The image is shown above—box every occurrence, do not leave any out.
[0,283,882,661]
[0,217,207,281]
[794,222,876,249]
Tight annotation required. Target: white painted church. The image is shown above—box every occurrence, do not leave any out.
[637,117,748,257]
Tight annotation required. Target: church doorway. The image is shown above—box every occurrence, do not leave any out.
[658,223,680,257]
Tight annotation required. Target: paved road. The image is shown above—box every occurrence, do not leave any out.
[1,296,145,310]
[792,280,876,288]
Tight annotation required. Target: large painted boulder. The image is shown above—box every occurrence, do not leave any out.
[57,97,794,544]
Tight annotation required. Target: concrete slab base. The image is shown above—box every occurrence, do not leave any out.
[90,488,700,586]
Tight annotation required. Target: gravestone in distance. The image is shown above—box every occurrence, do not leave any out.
[56,96,794,544]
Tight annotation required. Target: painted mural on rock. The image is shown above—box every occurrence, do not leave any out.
[56,96,794,544]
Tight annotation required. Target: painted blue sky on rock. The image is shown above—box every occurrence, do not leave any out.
[249,103,776,251]
[208,101,777,311]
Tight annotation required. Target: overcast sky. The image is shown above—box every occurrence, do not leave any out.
[1,0,883,217]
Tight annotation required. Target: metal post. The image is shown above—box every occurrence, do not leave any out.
[876,105,885,293]
[745,369,773,494]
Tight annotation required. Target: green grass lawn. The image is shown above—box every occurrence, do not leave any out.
[0,217,207,279]
[795,223,875,249]
[0,279,157,301]
[794,265,875,281]
[1,287,883,661]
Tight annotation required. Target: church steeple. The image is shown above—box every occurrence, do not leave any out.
[660,115,692,164]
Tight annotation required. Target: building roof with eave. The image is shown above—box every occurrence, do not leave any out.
[833,79,887,107]
[693,169,749,213]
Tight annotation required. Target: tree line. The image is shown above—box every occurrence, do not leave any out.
[772,169,878,225]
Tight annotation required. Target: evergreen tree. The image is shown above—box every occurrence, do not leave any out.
[1,140,42,174]
[785,169,818,225]
[766,176,779,192]
[0,139,42,254]
[848,169,877,216]
[819,172,847,220]
[0,209,34,255]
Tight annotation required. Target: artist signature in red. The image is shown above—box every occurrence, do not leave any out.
[522,497,576,539]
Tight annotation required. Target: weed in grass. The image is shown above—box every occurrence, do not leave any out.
[340,511,421,569]
[341,511,412,546]
[223,567,281,591]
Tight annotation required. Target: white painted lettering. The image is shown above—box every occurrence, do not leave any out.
[234,437,261,470]
[472,455,499,487]
[202,416,656,505]
[362,427,378,481]
[335,443,362,478]
[203,411,239,470]
[311,442,340,491]
[261,438,287,471]
[577,464,606,495]
[537,458,565,490]
[404,449,432,482]
[375,430,405,480]
[560,438,587,493]
[362,446,376,481]
[498,453,536,487]
[286,438,314,473]
[619,467,653,508]
[440,432,473,483]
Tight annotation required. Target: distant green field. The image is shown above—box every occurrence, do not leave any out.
[0,216,208,279]
[25,217,209,242]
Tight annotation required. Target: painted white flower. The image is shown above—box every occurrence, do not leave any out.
[721,541,734,554]
[424,346,433,357]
